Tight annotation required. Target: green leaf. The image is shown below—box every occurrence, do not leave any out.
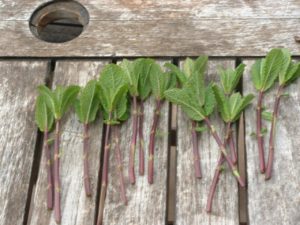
[120,59,139,96]
[262,111,273,121]
[195,125,208,132]
[164,62,187,85]
[278,49,292,85]
[252,49,287,91]
[137,58,155,100]
[230,93,254,122]
[99,64,128,112]
[38,85,58,118]
[164,88,205,121]
[212,85,230,122]
[60,85,80,118]
[149,63,176,99]
[261,127,268,135]
[204,84,216,116]
[75,80,100,124]
[35,95,54,132]
[219,63,245,94]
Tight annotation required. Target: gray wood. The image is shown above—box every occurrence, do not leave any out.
[28,60,109,225]
[102,60,170,225]
[243,60,300,225]
[0,61,48,225]
[2,0,300,20]
[1,19,300,57]
[175,59,239,225]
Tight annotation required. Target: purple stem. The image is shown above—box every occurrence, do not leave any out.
[44,130,53,210]
[191,120,202,178]
[148,99,162,184]
[54,119,61,223]
[265,85,283,180]
[257,91,266,173]
[129,96,138,184]
[83,123,92,196]
[138,100,145,176]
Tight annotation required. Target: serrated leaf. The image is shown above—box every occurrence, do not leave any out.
[137,58,155,100]
[219,63,245,94]
[204,84,216,116]
[35,95,54,132]
[38,85,58,118]
[164,88,205,121]
[231,93,254,122]
[120,59,139,96]
[262,111,273,121]
[278,49,292,85]
[75,80,100,124]
[164,62,187,85]
[60,85,80,118]
[212,85,230,122]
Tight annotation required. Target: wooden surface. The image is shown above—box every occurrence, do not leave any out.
[176,59,239,225]
[28,61,108,225]
[0,0,300,56]
[243,60,300,225]
[0,61,48,225]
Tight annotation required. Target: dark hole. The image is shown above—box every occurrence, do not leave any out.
[29,1,89,43]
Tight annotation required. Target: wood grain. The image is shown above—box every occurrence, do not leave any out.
[1,0,300,21]
[243,60,300,225]
[0,61,48,225]
[175,59,239,225]
[1,19,300,57]
[28,60,109,225]
[102,60,170,225]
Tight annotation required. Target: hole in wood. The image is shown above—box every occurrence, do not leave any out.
[29,0,89,43]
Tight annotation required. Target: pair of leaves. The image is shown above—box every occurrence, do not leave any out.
[213,85,254,123]
[98,64,129,123]
[278,49,300,85]
[165,56,208,86]
[74,80,100,124]
[251,48,287,92]
[149,62,176,100]
[218,63,245,95]
[35,95,54,132]
[38,85,80,120]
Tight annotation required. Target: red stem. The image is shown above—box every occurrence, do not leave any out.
[148,99,162,184]
[204,118,245,187]
[206,122,231,213]
[83,124,92,196]
[265,85,283,180]
[54,119,61,223]
[129,96,138,184]
[114,126,128,205]
[229,128,237,165]
[256,91,266,173]
[138,100,145,176]
[44,130,53,210]
[97,116,112,225]
[191,120,202,178]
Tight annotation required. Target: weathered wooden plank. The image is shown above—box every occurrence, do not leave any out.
[243,59,300,225]
[1,0,300,21]
[175,59,239,225]
[0,61,48,225]
[102,61,170,225]
[28,60,108,225]
[0,19,300,57]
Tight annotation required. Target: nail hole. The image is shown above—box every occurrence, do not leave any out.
[29,0,89,43]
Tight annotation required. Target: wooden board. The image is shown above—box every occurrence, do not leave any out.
[0,61,48,225]
[2,0,300,20]
[102,60,170,225]
[175,59,239,225]
[28,60,109,225]
[243,60,300,225]
[1,19,300,57]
